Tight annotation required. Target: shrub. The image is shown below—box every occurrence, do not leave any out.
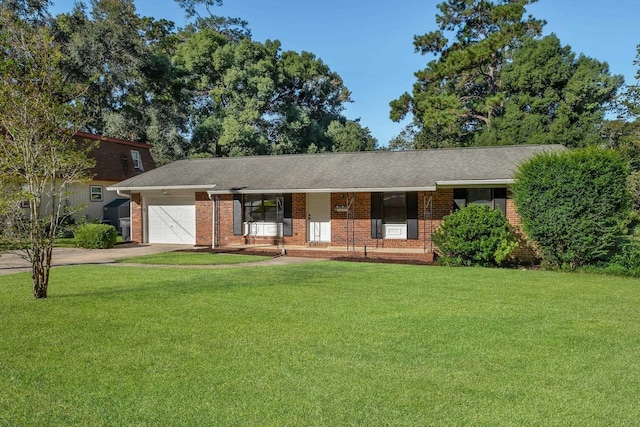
[432,204,518,267]
[74,224,118,249]
[512,147,632,269]
[607,240,640,276]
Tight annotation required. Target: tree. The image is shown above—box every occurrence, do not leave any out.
[174,31,354,156]
[602,121,640,218]
[51,0,366,161]
[477,35,622,147]
[623,44,640,117]
[390,0,544,146]
[0,12,93,299]
[326,120,378,152]
[175,0,251,42]
[54,0,191,165]
[610,45,640,216]
[0,0,51,24]
[511,148,631,269]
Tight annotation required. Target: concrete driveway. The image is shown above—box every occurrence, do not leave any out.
[0,243,191,275]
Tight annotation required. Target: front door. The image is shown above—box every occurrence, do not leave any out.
[307,193,331,242]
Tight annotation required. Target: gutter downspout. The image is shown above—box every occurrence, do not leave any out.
[116,189,131,198]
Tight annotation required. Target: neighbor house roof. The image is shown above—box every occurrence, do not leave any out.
[108,144,565,194]
[75,132,156,182]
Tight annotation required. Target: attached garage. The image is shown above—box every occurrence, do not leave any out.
[146,196,196,244]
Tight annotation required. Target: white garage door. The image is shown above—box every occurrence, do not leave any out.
[147,196,196,244]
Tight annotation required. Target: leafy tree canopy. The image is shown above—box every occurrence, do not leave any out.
[0,0,50,23]
[48,0,370,162]
[390,0,545,147]
[478,34,623,147]
[175,28,364,156]
[622,44,640,118]
[390,1,625,150]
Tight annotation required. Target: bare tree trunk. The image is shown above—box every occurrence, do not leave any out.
[31,245,52,299]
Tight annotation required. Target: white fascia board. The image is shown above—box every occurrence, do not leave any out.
[106,185,217,192]
[435,179,514,188]
[207,186,437,195]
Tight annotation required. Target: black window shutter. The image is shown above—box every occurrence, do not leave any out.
[453,188,466,211]
[283,194,293,236]
[493,188,507,215]
[371,192,382,239]
[233,194,243,236]
[406,191,419,240]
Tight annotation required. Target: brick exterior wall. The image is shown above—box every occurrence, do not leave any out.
[195,192,213,246]
[216,194,235,246]
[329,192,453,249]
[214,193,308,246]
[130,187,535,263]
[209,190,459,251]
[291,193,307,244]
[506,192,539,263]
[130,192,143,243]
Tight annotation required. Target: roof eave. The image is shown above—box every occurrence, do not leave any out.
[207,186,437,195]
[435,179,515,188]
[106,184,218,192]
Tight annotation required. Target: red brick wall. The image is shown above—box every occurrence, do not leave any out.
[506,192,539,263]
[129,189,534,260]
[328,190,456,250]
[214,193,307,246]
[216,194,236,246]
[130,192,143,243]
[207,190,460,250]
[290,193,307,245]
[195,192,213,246]
[506,195,520,227]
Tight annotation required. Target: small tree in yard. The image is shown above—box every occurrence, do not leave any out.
[432,204,518,267]
[0,12,93,299]
[511,147,631,269]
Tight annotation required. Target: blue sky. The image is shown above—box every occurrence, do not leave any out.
[50,0,640,146]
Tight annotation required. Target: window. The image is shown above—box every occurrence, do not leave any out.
[383,192,406,224]
[371,192,418,240]
[244,194,278,222]
[130,150,143,171]
[453,188,507,214]
[233,194,293,237]
[90,185,103,202]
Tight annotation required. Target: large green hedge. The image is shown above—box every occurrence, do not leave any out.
[512,147,631,268]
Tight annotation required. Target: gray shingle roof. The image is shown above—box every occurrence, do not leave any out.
[108,144,566,193]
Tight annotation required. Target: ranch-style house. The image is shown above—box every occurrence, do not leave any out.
[108,144,563,261]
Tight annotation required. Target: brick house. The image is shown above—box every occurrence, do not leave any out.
[108,145,563,261]
[68,132,155,228]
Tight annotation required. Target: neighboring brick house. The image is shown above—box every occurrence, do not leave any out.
[67,132,155,226]
[108,145,563,261]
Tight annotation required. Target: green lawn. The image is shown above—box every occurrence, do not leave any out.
[1,263,639,425]
[115,251,272,265]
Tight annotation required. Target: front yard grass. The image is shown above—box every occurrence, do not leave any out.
[1,262,639,425]
[115,251,272,265]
